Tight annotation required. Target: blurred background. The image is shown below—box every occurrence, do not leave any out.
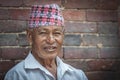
[0,0,120,80]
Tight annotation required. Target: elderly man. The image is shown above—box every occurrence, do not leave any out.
[4,4,88,80]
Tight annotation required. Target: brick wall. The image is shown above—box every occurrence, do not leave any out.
[0,0,120,80]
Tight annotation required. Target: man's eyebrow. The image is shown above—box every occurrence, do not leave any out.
[54,29,62,31]
[37,28,48,31]
[56,29,64,33]
[54,28,63,31]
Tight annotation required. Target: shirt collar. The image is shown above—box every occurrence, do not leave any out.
[25,52,53,76]
[56,57,74,75]
[56,57,74,79]
[24,52,73,76]
[25,52,43,69]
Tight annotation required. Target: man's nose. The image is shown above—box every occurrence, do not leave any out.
[46,34,55,44]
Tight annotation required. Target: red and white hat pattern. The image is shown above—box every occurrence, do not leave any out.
[29,4,64,28]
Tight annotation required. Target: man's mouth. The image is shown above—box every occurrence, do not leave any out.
[44,46,57,52]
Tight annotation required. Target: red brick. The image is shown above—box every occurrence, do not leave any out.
[64,60,120,72]
[65,22,97,33]
[0,34,18,46]
[18,34,29,46]
[0,48,2,58]
[82,34,99,46]
[0,9,9,20]
[64,47,98,59]
[0,0,23,7]
[87,71,119,80]
[64,60,89,71]
[65,0,93,9]
[99,36,120,47]
[119,27,120,37]
[62,10,85,21]
[87,60,120,71]
[118,7,120,37]
[0,61,15,73]
[83,34,120,47]
[23,0,61,6]
[100,47,120,59]
[0,9,30,20]
[98,22,119,35]
[9,9,30,20]
[0,20,27,33]
[64,35,81,46]
[95,0,119,10]
[64,0,119,10]
[86,10,117,22]
[1,48,29,60]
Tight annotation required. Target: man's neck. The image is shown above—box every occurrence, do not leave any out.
[32,53,57,78]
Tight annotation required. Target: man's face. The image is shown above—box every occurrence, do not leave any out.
[27,26,64,59]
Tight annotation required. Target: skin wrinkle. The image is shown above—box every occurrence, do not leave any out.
[26,26,64,78]
[4,4,88,80]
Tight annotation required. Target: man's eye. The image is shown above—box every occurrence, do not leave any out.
[39,32,47,35]
[54,32,62,35]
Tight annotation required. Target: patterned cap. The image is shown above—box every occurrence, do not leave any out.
[29,4,64,28]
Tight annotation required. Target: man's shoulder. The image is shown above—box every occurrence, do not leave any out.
[64,62,82,71]
[6,60,25,74]
[63,62,88,80]
[57,57,83,72]
[4,60,28,80]
[63,62,86,75]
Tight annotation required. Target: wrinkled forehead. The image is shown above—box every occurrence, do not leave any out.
[28,26,64,32]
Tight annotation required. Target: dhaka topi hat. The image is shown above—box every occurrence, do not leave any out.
[29,4,64,28]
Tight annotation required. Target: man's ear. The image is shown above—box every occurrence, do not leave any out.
[62,28,65,37]
[62,28,65,43]
[26,29,33,45]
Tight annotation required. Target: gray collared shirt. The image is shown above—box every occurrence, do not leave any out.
[4,52,88,80]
